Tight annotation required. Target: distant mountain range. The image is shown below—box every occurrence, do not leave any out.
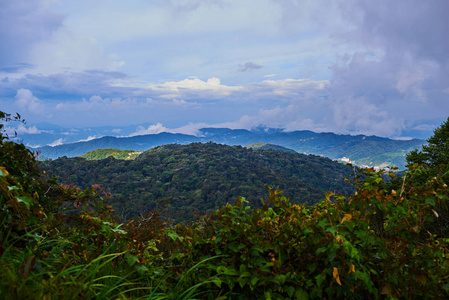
[34,128,424,169]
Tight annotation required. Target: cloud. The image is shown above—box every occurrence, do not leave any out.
[324,0,449,136]
[237,62,263,72]
[0,0,64,69]
[129,122,208,137]
[3,124,42,136]
[76,135,103,143]
[15,89,44,114]
[48,138,64,147]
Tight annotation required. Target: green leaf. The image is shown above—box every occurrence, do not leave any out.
[315,273,326,287]
[125,253,139,267]
[316,247,327,255]
[212,276,222,288]
[425,197,436,206]
[135,264,148,276]
[239,271,252,278]
[238,277,248,288]
[251,276,259,287]
[16,195,33,209]
[286,286,295,298]
[228,243,238,252]
[295,288,309,300]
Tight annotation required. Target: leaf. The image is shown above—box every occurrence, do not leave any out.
[341,213,352,224]
[286,286,295,297]
[135,264,148,276]
[16,195,33,210]
[432,209,439,218]
[425,197,436,206]
[238,277,248,288]
[18,256,36,279]
[332,267,343,285]
[212,277,222,288]
[0,166,9,177]
[348,263,355,274]
[251,276,259,287]
[295,288,309,300]
[239,271,251,278]
[315,273,326,287]
[125,253,139,267]
[325,191,334,200]
[381,284,392,295]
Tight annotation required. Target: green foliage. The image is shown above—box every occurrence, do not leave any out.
[2,110,449,299]
[245,143,297,153]
[160,166,449,299]
[40,143,354,222]
[81,148,142,160]
[407,116,449,169]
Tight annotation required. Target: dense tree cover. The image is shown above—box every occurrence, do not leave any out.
[1,111,449,299]
[245,143,297,153]
[40,143,354,221]
[35,128,424,169]
[81,148,142,160]
[407,117,449,171]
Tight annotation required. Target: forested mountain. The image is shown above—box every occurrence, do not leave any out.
[245,142,296,153]
[81,148,142,160]
[40,142,354,221]
[35,128,423,169]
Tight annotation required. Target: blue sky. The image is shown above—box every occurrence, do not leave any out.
[1,0,448,145]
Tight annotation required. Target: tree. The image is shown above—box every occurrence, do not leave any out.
[406,116,449,168]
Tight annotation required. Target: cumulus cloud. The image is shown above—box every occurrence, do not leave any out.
[129,122,209,137]
[48,138,64,147]
[15,89,44,114]
[237,62,263,72]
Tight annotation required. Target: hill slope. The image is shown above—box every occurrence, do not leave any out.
[81,148,142,160]
[245,143,296,153]
[35,128,423,169]
[40,143,354,221]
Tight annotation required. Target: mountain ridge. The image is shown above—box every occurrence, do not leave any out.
[35,128,424,169]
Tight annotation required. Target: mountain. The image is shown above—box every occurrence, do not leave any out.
[245,143,296,153]
[39,143,354,221]
[35,128,424,169]
[81,148,142,160]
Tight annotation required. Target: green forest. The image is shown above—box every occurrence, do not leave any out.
[1,110,449,299]
[40,143,354,222]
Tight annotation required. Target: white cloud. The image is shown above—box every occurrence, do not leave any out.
[77,135,103,142]
[16,124,42,134]
[129,122,209,137]
[48,138,64,147]
[15,89,44,114]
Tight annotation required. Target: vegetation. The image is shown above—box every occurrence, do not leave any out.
[1,110,449,299]
[81,148,143,160]
[40,143,354,221]
[245,143,296,153]
[34,128,424,169]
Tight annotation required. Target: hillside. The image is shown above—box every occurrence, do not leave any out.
[245,142,296,153]
[40,142,354,221]
[35,128,423,169]
[81,148,142,160]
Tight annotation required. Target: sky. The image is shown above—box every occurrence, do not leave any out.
[1,0,448,145]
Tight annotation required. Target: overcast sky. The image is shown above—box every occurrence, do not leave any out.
[1,0,448,139]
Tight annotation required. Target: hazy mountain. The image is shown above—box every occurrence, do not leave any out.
[34,128,424,169]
